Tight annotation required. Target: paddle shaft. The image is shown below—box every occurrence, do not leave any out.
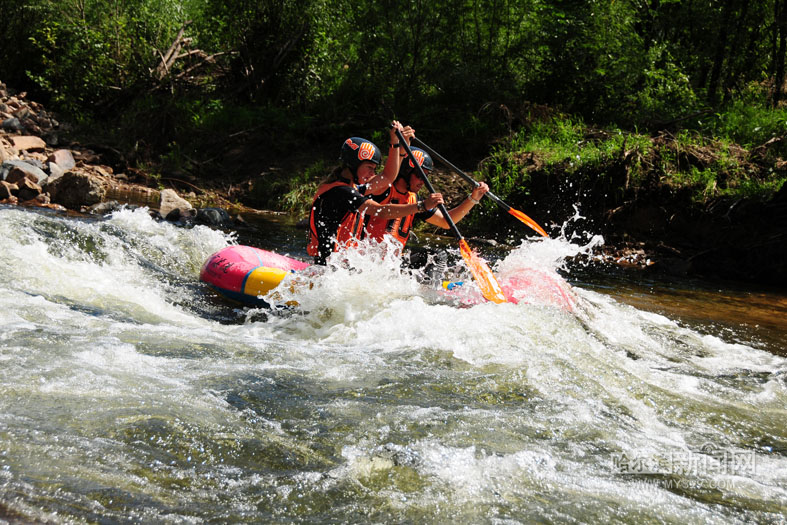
[411,136,512,211]
[395,129,464,240]
[396,128,508,303]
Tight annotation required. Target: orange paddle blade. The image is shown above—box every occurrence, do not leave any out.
[508,208,548,237]
[459,239,507,304]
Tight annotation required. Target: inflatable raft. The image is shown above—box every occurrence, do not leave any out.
[200,245,576,311]
[199,245,310,307]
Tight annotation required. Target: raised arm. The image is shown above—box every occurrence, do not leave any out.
[364,121,415,196]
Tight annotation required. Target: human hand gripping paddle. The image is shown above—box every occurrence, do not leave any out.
[411,136,548,238]
[395,129,508,304]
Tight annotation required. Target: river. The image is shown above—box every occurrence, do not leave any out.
[1,204,785,523]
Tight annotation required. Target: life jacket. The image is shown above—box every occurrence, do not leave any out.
[364,185,416,249]
[307,180,366,257]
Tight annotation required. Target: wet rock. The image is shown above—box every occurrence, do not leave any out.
[19,157,45,171]
[85,200,122,215]
[13,106,33,120]
[9,135,46,153]
[47,149,76,171]
[33,192,50,205]
[47,161,64,180]
[2,117,24,131]
[6,168,40,186]
[72,149,101,164]
[45,170,107,209]
[164,206,197,222]
[195,207,233,228]
[17,178,42,201]
[43,133,59,147]
[1,180,18,199]
[1,160,48,184]
[159,188,193,218]
[0,138,9,162]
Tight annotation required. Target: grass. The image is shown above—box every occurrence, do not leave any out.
[481,111,784,208]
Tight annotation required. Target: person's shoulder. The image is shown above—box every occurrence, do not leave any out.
[321,183,356,197]
[370,186,391,203]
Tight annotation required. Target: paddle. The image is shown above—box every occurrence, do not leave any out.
[411,136,548,238]
[395,129,507,304]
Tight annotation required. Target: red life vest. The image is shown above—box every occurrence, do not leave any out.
[307,181,366,257]
[364,185,416,249]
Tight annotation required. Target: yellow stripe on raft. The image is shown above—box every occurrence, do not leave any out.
[243,267,289,297]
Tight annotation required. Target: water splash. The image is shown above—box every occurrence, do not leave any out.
[1,205,785,523]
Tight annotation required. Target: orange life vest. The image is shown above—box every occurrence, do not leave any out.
[364,185,417,249]
[307,180,366,257]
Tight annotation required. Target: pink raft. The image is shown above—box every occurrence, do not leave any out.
[200,245,575,311]
[200,245,309,307]
[440,268,576,311]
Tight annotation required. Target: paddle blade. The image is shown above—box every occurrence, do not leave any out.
[459,239,508,304]
[507,208,548,237]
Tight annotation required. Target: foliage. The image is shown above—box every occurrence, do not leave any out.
[248,160,327,214]
[9,0,201,119]
[690,84,787,160]
[4,0,787,125]
[2,0,787,213]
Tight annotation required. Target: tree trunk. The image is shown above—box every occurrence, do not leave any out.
[722,0,750,102]
[774,0,787,106]
[707,1,735,105]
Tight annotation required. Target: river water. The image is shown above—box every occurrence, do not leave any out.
[1,204,785,523]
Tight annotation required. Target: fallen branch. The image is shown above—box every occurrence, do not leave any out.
[154,21,193,80]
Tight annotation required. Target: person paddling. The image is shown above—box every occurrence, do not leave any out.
[363,147,489,257]
[307,122,441,265]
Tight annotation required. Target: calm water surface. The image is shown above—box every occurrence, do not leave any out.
[1,205,785,523]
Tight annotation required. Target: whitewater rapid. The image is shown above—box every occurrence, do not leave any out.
[1,205,785,523]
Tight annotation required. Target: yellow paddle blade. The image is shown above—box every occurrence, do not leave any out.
[459,239,507,304]
[508,208,548,237]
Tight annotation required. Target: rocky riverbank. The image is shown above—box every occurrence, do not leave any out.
[2,80,785,289]
[0,81,246,228]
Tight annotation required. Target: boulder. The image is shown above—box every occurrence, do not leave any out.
[16,178,42,201]
[1,180,18,199]
[86,200,123,215]
[13,105,31,117]
[10,135,46,153]
[2,117,24,131]
[1,160,48,184]
[164,207,197,222]
[47,149,76,170]
[6,168,39,185]
[195,207,234,228]
[44,170,107,209]
[33,193,50,205]
[47,161,64,181]
[159,188,193,218]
